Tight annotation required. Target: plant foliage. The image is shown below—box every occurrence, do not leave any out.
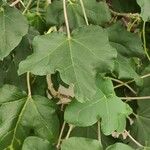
[0,0,150,149]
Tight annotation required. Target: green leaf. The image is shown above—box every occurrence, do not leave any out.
[112,0,140,13]
[137,0,150,21]
[61,137,102,150]
[113,55,140,82]
[0,5,28,60]
[18,25,117,102]
[107,22,144,57]
[22,136,53,150]
[26,12,46,34]
[0,27,38,89]
[81,0,111,25]
[106,143,134,150]
[131,100,150,146]
[64,75,132,135]
[70,125,116,149]
[46,0,111,28]
[130,65,150,146]
[0,85,59,149]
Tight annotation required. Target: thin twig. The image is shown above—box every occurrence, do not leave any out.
[114,73,150,89]
[19,0,25,7]
[79,0,89,25]
[36,0,40,14]
[120,96,150,100]
[63,0,71,39]
[110,77,136,95]
[141,73,150,79]
[10,0,20,7]
[56,121,66,149]
[127,17,139,32]
[97,121,102,145]
[110,9,140,19]
[142,21,150,61]
[65,124,74,139]
[124,130,144,148]
[22,0,32,15]
[27,72,32,97]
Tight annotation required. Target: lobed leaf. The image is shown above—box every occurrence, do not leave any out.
[18,25,117,102]
[64,76,132,135]
[0,85,59,149]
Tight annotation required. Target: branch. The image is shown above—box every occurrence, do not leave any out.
[27,72,31,98]
[110,77,137,95]
[22,0,32,15]
[10,0,20,7]
[65,124,74,139]
[114,73,150,89]
[110,9,140,19]
[63,0,71,39]
[124,130,144,148]
[142,21,150,61]
[79,0,89,25]
[56,121,66,149]
[97,121,102,145]
[120,96,150,100]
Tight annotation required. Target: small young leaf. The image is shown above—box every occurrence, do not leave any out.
[64,76,132,135]
[18,25,117,102]
[61,137,102,150]
[0,5,28,60]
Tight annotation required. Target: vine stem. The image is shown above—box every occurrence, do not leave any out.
[79,0,89,25]
[56,121,66,149]
[110,9,140,19]
[127,17,139,32]
[65,124,74,139]
[124,130,144,148]
[120,96,150,100]
[110,77,136,95]
[63,0,71,39]
[142,21,150,61]
[27,72,32,98]
[97,121,102,145]
[114,73,150,89]
[22,0,32,15]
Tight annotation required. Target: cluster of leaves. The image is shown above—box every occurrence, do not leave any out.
[0,0,150,149]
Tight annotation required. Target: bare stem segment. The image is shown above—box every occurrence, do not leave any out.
[27,72,32,97]
[79,0,89,25]
[63,0,71,39]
